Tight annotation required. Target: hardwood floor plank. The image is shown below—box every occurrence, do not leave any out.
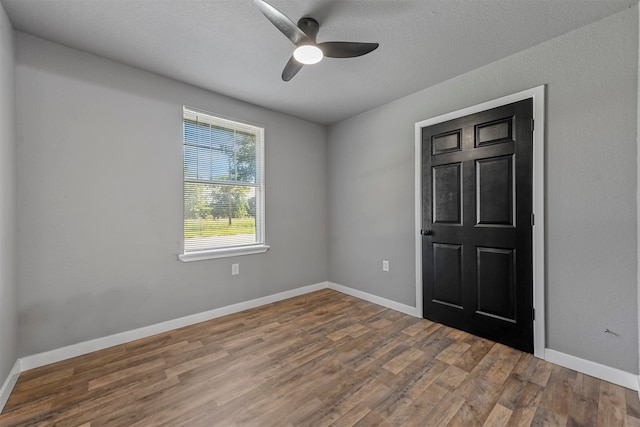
[87,359,165,391]
[1,289,638,426]
[567,373,600,426]
[402,358,449,400]
[597,381,628,426]
[352,410,390,427]
[183,381,267,427]
[45,373,179,427]
[508,407,538,427]
[627,388,640,419]
[331,402,371,427]
[530,358,554,388]
[628,415,640,427]
[451,338,493,373]
[484,344,523,385]
[435,340,472,366]
[448,378,502,425]
[401,319,434,337]
[12,367,74,393]
[386,382,448,426]
[531,406,568,426]
[535,365,577,424]
[483,403,512,426]
[497,377,541,411]
[382,347,424,375]
[420,391,465,425]
[0,398,54,426]
[435,364,469,391]
[163,347,229,377]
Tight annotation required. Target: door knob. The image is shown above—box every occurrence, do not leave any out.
[421,229,433,236]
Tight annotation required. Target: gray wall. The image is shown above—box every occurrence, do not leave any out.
[0,2,18,386]
[328,7,638,373]
[8,3,639,376]
[638,4,640,381]
[15,33,328,356]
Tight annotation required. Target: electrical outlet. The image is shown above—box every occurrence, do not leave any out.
[382,260,389,272]
[232,263,239,275]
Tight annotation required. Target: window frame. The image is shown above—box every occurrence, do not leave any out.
[179,107,269,262]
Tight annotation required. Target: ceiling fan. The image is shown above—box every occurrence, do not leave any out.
[253,0,380,81]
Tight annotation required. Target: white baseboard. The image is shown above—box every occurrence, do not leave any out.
[329,283,640,392]
[20,281,329,372]
[328,282,418,317]
[0,360,21,413]
[545,349,638,391]
[18,282,416,373]
[5,282,639,415]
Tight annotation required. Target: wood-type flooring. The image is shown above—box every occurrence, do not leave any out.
[1,289,639,426]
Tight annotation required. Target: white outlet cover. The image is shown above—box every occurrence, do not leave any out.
[382,260,389,272]
[232,263,239,275]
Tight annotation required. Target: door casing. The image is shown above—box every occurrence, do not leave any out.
[414,86,545,359]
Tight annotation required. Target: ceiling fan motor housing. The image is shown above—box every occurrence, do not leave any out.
[254,0,379,81]
[297,17,320,42]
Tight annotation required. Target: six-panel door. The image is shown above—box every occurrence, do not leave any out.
[421,99,534,353]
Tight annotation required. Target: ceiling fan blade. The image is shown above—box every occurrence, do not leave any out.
[282,56,304,81]
[319,42,379,58]
[253,0,308,45]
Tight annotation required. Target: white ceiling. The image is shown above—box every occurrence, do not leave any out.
[2,0,637,124]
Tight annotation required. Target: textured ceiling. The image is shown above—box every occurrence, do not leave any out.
[2,0,637,124]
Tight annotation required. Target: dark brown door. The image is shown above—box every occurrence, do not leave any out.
[421,98,534,353]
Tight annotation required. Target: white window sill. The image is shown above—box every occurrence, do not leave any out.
[178,244,270,262]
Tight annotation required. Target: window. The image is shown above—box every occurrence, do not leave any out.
[179,107,268,262]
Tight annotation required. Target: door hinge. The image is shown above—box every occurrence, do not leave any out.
[532,308,536,321]
[531,213,535,226]
[531,119,535,132]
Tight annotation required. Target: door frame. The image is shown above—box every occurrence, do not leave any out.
[414,85,546,359]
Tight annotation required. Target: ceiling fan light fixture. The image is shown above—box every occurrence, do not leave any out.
[254,0,379,80]
[293,45,323,65]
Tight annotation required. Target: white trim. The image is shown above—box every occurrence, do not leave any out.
[414,121,423,319]
[4,282,639,411]
[178,244,270,262]
[531,87,546,359]
[181,105,266,262]
[545,349,638,391]
[20,281,327,371]
[328,282,418,317]
[0,360,21,413]
[636,3,640,401]
[414,86,546,359]
[14,282,421,373]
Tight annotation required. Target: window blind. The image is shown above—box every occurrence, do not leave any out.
[183,107,264,253]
